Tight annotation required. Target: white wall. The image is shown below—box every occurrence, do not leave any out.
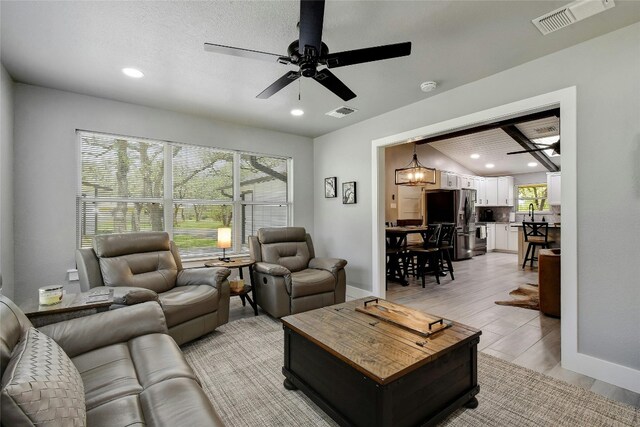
[12,84,313,304]
[0,63,15,299]
[314,23,640,374]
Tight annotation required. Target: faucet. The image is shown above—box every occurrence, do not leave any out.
[528,203,535,221]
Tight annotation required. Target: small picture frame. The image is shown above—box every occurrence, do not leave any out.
[324,177,337,198]
[342,181,357,204]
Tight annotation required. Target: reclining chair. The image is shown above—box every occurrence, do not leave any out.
[249,227,347,318]
[76,232,230,345]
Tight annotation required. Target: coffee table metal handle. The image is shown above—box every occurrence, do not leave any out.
[364,298,379,307]
[428,319,443,331]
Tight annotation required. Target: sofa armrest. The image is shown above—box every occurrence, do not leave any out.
[39,301,168,358]
[254,262,291,276]
[308,257,347,276]
[176,267,231,289]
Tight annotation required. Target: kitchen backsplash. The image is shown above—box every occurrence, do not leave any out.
[477,205,561,223]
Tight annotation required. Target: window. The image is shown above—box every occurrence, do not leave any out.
[517,183,549,213]
[78,132,291,258]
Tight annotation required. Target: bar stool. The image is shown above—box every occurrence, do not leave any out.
[522,221,554,269]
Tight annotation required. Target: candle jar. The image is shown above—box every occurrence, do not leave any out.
[39,285,64,306]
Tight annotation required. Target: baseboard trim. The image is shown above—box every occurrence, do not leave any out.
[346,285,373,300]
[563,352,640,394]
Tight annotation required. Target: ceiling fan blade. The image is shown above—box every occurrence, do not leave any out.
[204,42,287,64]
[313,68,356,101]
[323,42,412,68]
[299,0,325,56]
[506,147,551,155]
[256,71,301,99]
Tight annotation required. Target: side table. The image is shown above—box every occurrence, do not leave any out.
[21,289,114,327]
[205,257,258,316]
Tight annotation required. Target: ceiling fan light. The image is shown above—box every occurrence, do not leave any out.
[395,145,436,186]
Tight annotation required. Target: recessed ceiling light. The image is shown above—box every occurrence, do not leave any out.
[290,109,304,116]
[528,162,538,167]
[485,163,495,169]
[470,153,480,159]
[122,68,144,78]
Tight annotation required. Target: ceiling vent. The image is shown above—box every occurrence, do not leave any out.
[325,106,358,118]
[534,125,558,134]
[532,0,615,35]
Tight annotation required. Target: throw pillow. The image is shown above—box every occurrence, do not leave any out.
[1,327,86,426]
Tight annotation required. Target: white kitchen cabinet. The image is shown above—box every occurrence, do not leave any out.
[547,172,561,205]
[474,176,486,206]
[508,225,519,252]
[485,177,498,206]
[497,176,514,206]
[460,174,474,189]
[440,171,460,190]
[487,223,495,251]
[494,223,509,250]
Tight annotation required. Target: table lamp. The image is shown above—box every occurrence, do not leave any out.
[217,227,231,262]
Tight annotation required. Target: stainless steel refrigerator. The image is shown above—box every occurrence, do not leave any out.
[425,189,476,260]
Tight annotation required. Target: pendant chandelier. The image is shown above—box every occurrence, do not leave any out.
[395,144,436,186]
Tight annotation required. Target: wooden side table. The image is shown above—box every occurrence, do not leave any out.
[205,257,258,316]
[21,290,114,327]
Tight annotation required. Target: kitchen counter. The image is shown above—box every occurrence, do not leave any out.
[511,222,561,228]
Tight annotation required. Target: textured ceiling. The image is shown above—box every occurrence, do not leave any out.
[429,116,560,175]
[2,1,639,138]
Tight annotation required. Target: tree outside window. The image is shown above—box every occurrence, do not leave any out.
[517,183,549,212]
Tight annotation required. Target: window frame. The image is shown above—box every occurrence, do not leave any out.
[516,182,551,214]
[76,130,292,259]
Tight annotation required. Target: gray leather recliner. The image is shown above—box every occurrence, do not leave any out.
[249,227,347,318]
[76,232,231,345]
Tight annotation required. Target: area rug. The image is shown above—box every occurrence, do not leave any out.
[495,283,540,311]
[182,312,638,426]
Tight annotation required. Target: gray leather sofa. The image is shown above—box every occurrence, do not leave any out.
[249,227,347,318]
[0,296,224,426]
[76,232,230,345]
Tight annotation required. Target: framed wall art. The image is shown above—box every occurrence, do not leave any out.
[342,181,357,205]
[324,177,337,198]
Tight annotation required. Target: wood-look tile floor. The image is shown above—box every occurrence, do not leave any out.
[226,252,639,408]
[385,252,640,408]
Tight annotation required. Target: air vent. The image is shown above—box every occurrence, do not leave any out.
[534,125,558,134]
[325,106,358,118]
[532,0,615,35]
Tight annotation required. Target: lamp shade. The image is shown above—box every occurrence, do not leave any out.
[217,227,232,249]
[395,145,436,186]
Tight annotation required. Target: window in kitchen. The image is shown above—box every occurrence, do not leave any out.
[77,131,291,259]
[516,183,549,212]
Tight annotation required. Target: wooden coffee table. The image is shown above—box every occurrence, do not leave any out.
[281,298,481,427]
[205,257,258,315]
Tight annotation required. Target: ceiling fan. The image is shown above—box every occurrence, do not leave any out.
[507,140,560,156]
[203,0,411,101]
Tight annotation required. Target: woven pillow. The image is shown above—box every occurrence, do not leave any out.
[1,327,86,426]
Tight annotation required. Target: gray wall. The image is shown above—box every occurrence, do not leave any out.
[314,23,640,370]
[12,84,314,304]
[0,63,15,299]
